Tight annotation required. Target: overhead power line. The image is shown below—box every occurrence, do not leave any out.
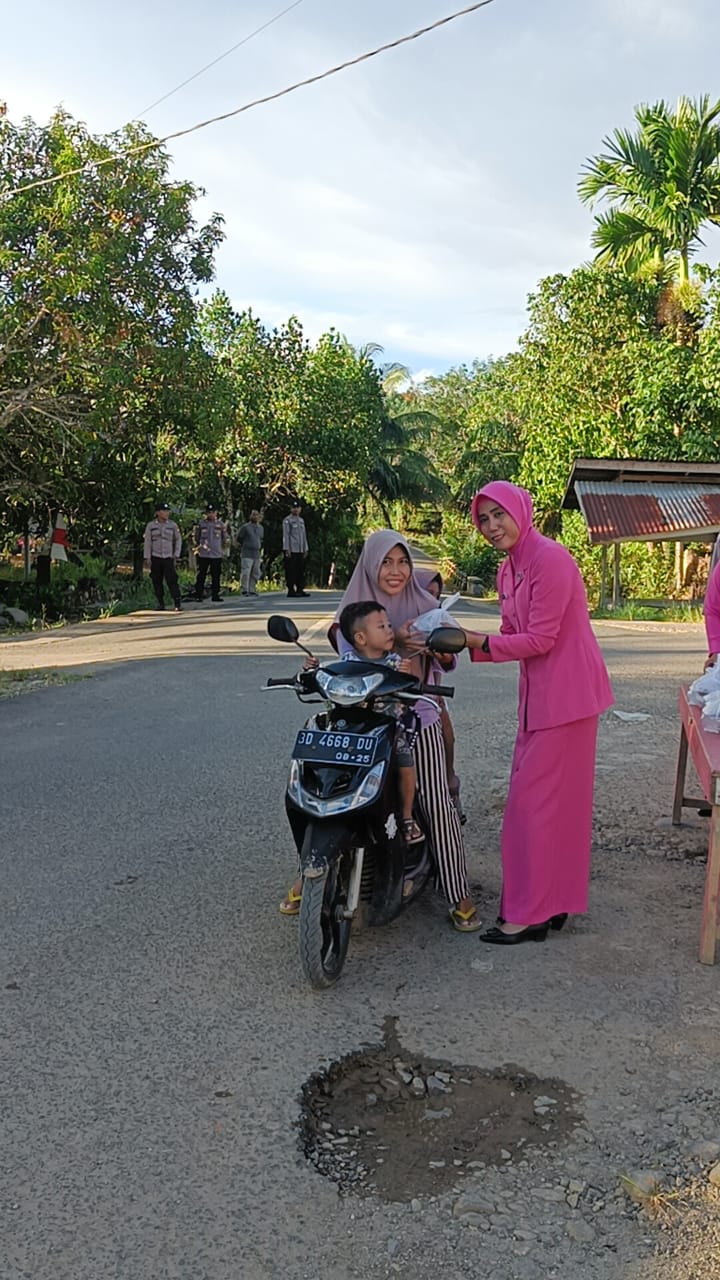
[2,0,496,203]
[135,0,306,119]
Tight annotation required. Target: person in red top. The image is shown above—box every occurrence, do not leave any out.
[462,481,614,945]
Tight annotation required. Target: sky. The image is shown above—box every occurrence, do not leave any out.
[3,0,720,376]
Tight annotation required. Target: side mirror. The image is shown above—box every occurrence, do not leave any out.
[427,626,466,654]
[267,615,300,644]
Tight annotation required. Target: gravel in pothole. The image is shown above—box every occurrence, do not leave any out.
[299,1017,583,1200]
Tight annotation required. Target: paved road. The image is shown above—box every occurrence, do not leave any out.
[0,594,711,1280]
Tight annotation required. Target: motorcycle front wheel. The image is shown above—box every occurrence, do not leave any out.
[298,844,354,989]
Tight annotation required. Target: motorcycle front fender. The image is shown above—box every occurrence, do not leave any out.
[298,818,360,877]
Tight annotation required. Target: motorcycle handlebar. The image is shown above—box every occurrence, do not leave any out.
[264,674,454,697]
[417,682,454,698]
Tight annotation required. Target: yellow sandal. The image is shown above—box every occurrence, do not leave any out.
[279,886,302,916]
[449,905,482,933]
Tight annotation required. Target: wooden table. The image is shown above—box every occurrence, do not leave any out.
[672,685,720,964]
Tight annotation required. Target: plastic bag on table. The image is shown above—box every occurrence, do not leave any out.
[701,689,720,732]
[688,663,720,706]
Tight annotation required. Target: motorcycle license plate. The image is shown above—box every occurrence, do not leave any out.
[292,728,378,767]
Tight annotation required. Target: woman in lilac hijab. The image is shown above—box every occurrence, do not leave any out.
[414,567,462,813]
[289,530,479,931]
[462,482,613,945]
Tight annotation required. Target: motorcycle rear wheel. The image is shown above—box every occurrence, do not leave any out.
[298,848,353,988]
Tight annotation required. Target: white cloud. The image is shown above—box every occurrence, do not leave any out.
[3,0,720,373]
[604,0,698,39]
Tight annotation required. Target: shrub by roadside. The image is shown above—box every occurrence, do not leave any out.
[0,559,185,627]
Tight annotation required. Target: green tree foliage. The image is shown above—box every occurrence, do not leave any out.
[410,261,720,593]
[408,360,523,505]
[345,352,448,527]
[384,361,521,588]
[0,110,224,542]
[6,99,720,607]
[0,110,388,583]
[579,95,720,284]
[366,400,448,526]
[196,296,392,582]
[512,265,720,516]
[199,293,387,513]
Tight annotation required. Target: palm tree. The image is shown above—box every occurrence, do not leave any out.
[366,411,448,525]
[578,95,720,284]
[354,344,448,523]
[377,359,412,397]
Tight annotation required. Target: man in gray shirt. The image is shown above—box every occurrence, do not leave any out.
[193,504,228,603]
[237,510,264,596]
[143,502,182,611]
[282,501,310,598]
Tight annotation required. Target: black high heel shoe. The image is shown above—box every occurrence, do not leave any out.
[480,923,549,945]
[495,914,568,931]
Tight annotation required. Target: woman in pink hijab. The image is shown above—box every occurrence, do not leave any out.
[462,482,613,945]
[703,551,720,669]
[334,530,480,931]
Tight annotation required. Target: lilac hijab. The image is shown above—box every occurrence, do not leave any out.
[415,567,443,596]
[335,530,437,629]
[471,481,535,558]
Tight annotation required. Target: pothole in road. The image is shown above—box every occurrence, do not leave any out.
[299,1017,582,1201]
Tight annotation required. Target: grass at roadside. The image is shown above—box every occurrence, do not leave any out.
[592,602,704,622]
[458,597,704,622]
[0,669,89,699]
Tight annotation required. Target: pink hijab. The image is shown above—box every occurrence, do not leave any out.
[471,481,535,556]
[335,530,437,629]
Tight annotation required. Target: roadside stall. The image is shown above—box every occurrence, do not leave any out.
[562,457,720,608]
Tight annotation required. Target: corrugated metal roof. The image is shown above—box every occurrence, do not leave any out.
[562,457,720,511]
[575,481,720,545]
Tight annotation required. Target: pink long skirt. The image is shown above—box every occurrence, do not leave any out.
[499,715,599,926]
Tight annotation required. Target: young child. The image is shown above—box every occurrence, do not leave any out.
[336,600,424,845]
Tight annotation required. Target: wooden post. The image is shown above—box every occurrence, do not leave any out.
[600,544,608,610]
[612,542,621,609]
[675,540,683,593]
[672,724,689,825]
[700,805,720,965]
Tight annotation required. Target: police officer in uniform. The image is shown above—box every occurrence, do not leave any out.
[282,501,310,598]
[143,502,182,611]
[193,503,228,603]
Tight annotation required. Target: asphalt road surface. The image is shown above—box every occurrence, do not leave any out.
[0,592,711,1280]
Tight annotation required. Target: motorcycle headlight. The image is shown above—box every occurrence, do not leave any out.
[315,669,385,706]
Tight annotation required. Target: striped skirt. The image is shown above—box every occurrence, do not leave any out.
[414,719,470,906]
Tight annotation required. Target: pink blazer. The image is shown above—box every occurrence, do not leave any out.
[471,528,614,731]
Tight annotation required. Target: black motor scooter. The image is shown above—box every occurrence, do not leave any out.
[265,615,465,988]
